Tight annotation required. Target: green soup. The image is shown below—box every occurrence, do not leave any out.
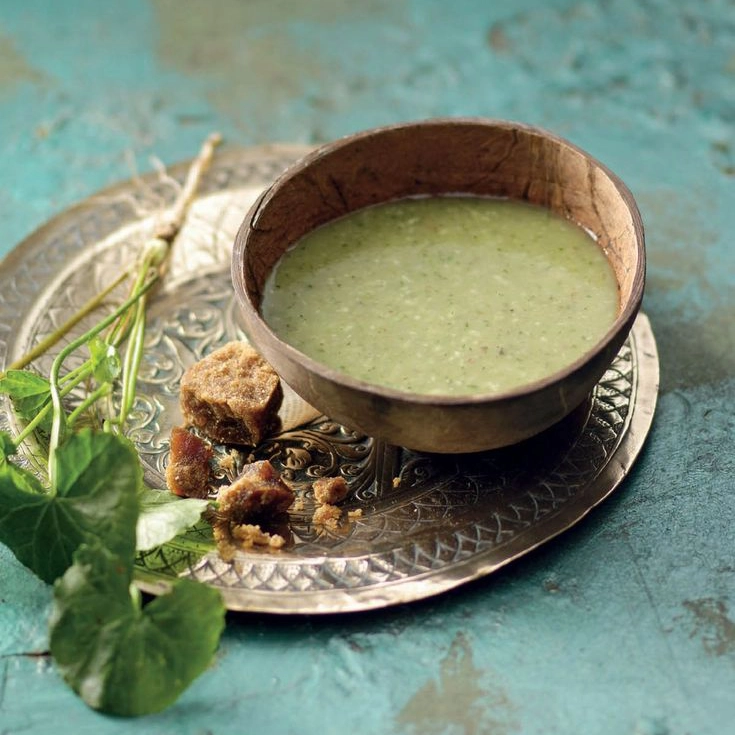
[262,197,619,396]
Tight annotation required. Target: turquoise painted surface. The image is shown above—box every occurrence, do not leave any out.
[0,0,733,733]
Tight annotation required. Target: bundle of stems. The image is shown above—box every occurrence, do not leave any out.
[2,132,221,485]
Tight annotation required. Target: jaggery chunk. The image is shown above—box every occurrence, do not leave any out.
[217,459,295,523]
[313,476,349,505]
[166,426,213,498]
[180,342,282,446]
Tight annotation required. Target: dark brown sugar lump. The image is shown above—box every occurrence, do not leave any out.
[165,425,214,498]
[180,341,283,446]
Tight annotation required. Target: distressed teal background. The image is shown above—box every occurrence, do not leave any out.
[0,0,733,733]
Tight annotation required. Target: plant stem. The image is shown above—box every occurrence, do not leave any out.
[154,132,222,249]
[67,383,113,428]
[2,271,130,376]
[4,131,222,381]
[117,295,147,427]
[47,277,159,487]
[14,373,92,446]
[5,132,223,486]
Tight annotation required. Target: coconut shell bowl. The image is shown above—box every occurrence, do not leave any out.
[231,118,645,454]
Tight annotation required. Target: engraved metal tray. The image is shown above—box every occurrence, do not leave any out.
[0,145,659,614]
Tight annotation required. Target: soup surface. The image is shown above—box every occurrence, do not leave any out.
[262,197,619,396]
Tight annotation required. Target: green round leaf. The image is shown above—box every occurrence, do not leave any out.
[0,429,140,583]
[0,370,53,434]
[50,543,226,716]
[136,487,209,551]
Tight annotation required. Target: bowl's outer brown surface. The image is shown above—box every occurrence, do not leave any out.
[232,118,645,453]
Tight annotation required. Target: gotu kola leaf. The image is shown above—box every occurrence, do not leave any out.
[0,431,46,495]
[0,369,53,433]
[136,486,209,551]
[0,429,140,583]
[0,430,17,459]
[50,541,226,716]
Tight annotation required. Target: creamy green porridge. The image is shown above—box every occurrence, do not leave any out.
[262,196,619,396]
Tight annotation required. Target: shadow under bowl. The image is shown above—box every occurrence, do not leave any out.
[232,118,645,454]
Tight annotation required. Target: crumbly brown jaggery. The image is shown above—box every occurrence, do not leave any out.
[213,522,286,561]
[310,475,352,529]
[165,425,213,498]
[180,341,283,446]
[217,459,295,524]
[312,503,342,530]
[312,476,349,505]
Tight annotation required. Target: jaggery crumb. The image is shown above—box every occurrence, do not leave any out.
[310,475,356,530]
[290,496,306,513]
[180,341,282,446]
[392,476,401,488]
[232,523,285,549]
[216,449,239,475]
[313,476,349,505]
[213,521,285,561]
[312,503,342,530]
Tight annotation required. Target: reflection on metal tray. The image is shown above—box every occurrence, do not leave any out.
[0,145,659,614]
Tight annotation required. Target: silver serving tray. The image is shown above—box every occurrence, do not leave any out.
[0,145,659,614]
